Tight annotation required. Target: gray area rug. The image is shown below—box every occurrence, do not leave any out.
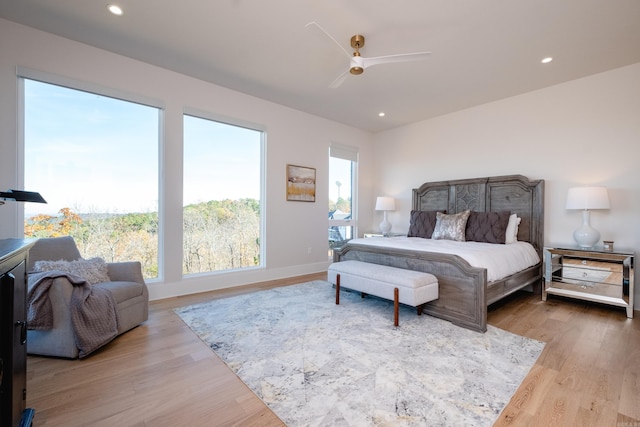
[175,281,544,426]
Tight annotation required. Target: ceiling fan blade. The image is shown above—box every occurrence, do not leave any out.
[361,52,432,69]
[329,69,349,89]
[305,22,352,59]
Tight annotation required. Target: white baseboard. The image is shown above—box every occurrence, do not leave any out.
[147,260,332,301]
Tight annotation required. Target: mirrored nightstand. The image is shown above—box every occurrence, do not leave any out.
[363,232,405,238]
[543,245,634,318]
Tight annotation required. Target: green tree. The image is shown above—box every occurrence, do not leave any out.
[25,199,259,279]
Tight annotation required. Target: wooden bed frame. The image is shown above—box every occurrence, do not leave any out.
[333,174,544,332]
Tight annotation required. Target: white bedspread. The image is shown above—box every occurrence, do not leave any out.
[346,237,540,282]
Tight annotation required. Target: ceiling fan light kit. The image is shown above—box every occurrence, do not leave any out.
[349,35,365,75]
[306,22,431,87]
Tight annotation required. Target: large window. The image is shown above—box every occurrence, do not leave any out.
[329,145,358,256]
[183,114,263,275]
[23,78,160,278]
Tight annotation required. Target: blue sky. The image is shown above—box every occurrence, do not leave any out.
[183,114,261,205]
[329,156,352,205]
[24,79,262,217]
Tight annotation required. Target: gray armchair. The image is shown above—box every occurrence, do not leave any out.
[27,236,149,358]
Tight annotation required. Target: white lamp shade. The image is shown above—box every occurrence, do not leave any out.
[375,196,395,211]
[565,187,610,210]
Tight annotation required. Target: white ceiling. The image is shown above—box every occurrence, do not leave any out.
[1,0,639,132]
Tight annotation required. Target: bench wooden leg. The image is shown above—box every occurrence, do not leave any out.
[335,274,340,305]
[417,304,424,316]
[394,287,399,327]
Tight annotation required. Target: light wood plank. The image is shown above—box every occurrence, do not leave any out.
[26,274,640,426]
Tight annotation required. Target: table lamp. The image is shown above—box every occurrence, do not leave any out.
[375,196,395,236]
[0,189,47,205]
[565,186,609,248]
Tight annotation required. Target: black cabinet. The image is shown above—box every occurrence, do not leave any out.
[0,239,35,427]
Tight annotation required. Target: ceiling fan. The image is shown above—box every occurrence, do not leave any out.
[305,22,432,88]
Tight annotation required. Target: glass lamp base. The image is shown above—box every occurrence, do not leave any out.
[379,211,391,235]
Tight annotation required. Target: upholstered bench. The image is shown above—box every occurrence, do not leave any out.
[328,260,438,326]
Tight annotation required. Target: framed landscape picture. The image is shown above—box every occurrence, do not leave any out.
[286,164,316,202]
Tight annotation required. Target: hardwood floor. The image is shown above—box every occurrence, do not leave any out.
[26,273,639,426]
[491,290,640,426]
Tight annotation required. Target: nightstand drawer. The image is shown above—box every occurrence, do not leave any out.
[562,257,623,273]
[558,265,622,284]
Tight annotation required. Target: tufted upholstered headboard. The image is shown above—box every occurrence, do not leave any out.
[412,174,544,257]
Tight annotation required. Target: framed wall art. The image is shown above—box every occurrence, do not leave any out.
[286,164,316,202]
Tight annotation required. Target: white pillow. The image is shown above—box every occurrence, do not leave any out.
[505,214,521,244]
[34,257,110,285]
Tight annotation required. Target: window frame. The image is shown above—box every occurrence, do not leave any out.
[182,108,266,276]
[18,68,164,279]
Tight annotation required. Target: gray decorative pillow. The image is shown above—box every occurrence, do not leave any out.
[432,210,471,241]
[465,211,511,244]
[407,210,446,239]
[34,257,110,285]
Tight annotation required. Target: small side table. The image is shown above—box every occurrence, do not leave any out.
[543,245,634,318]
[363,232,405,238]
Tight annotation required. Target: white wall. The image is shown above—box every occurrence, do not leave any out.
[373,62,640,310]
[0,19,375,300]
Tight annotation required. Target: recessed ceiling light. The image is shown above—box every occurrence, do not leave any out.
[107,4,123,16]
[541,57,553,64]
[378,112,385,117]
